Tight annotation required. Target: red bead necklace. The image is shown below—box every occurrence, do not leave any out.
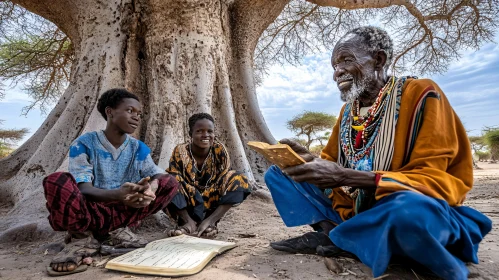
[351,78,394,148]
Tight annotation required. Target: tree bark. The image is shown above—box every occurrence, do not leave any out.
[0,0,137,240]
[229,0,289,176]
[0,0,290,241]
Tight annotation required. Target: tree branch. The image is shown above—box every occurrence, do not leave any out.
[231,0,290,55]
[305,0,404,9]
[10,0,93,43]
[302,0,498,74]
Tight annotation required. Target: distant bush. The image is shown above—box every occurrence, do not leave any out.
[484,129,499,161]
[309,145,325,156]
[0,120,29,158]
[475,151,490,162]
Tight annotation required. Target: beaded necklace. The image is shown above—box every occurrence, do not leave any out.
[338,76,415,214]
[188,144,212,173]
[340,77,395,168]
[351,76,395,148]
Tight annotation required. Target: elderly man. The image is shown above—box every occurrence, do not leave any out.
[264,26,491,280]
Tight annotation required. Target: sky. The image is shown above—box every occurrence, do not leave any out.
[1,37,498,146]
[257,39,499,141]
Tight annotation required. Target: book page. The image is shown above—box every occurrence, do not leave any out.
[107,235,235,270]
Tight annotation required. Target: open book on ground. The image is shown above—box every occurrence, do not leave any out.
[247,141,306,169]
[105,235,236,277]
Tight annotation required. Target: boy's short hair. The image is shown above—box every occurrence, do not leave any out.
[188,113,215,136]
[97,88,139,120]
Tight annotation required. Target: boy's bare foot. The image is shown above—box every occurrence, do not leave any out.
[201,225,218,238]
[50,257,92,272]
[167,220,197,237]
[51,261,78,272]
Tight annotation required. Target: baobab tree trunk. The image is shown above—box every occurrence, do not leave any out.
[0,0,288,242]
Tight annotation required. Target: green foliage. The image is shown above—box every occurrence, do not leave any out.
[483,129,499,146]
[0,2,73,114]
[483,128,499,160]
[468,135,486,153]
[468,135,485,144]
[475,150,490,161]
[0,120,29,158]
[309,144,324,156]
[287,111,336,149]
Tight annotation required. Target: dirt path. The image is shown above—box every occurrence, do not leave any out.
[0,163,498,280]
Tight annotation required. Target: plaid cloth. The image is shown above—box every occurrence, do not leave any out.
[43,172,179,235]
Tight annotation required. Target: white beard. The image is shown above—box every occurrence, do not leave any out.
[340,73,376,104]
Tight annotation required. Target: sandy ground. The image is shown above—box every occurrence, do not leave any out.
[0,162,498,280]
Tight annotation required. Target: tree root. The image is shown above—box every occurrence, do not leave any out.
[250,188,273,203]
[0,220,55,243]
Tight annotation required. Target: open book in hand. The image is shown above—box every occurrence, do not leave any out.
[247,141,306,169]
[105,235,236,277]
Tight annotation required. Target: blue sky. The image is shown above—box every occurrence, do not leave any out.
[1,38,498,146]
[257,39,499,141]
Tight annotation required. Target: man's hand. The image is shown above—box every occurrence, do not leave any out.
[279,138,316,162]
[283,158,346,189]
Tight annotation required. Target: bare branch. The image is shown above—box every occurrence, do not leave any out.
[305,0,404,9]
[254,1,371,84]
[255,0,498,81]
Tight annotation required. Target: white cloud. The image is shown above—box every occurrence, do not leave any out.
[257,52,342,116]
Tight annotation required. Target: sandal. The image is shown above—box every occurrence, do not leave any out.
[47,236,99,277]
[100,245,137,256]
[104,227,148,248]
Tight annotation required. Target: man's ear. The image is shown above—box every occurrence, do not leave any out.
[374,50,387,71]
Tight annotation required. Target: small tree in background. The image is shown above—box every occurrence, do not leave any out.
[309,145,323,156]
[0,120,28,158]
[317,131,331,146]
[469,135,487,154]
[287,111,336,149]
[309,131,331,156]
[468,135,487,168]
[483,127,499,162]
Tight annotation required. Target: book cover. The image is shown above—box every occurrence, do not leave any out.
[247,141,306,169]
